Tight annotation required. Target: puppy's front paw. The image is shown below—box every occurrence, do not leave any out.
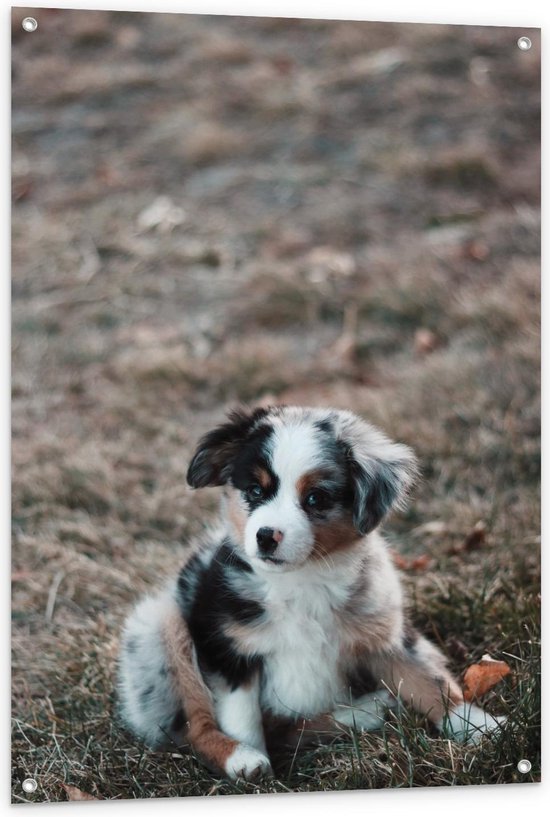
[224,743,273,781]
[439,702,507,745]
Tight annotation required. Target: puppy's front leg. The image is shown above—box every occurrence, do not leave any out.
[163,611,270,781]
[211,673,272,780]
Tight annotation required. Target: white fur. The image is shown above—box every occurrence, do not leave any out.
[224,744,272,781]
[117,585,184,748]
[228,549,371,718]
[212,677,266,753]
[244,421,324,569]
[438,702,507,744]
[333,689,397,730]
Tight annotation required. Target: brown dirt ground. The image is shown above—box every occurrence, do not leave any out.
[12,8,540,803]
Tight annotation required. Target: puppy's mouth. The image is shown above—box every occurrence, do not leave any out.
[258,555,285,565]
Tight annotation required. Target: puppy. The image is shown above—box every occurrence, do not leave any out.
[118,405,505,780]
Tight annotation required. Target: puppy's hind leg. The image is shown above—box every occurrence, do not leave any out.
[332,689,398,732]
[370,632,506,744]
[118,588,188,749]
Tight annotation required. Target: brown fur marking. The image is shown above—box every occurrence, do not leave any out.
[311,515,359,560]
[162,610,238,772]
[368,638,463,723]
[253,466,272,489]
[295,470,360,560]
[338,606,401,654]
[263,712,345,753]
[380,659,462,721]
[295,469,328,498]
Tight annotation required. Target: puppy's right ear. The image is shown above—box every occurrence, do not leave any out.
[186,407,269,488]
[333,411,418,536]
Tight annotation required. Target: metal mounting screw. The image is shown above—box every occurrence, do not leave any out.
[22,779,38,793]
[22,17,38,33]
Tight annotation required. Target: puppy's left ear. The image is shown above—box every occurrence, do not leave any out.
[187,406,269,488]
[335,412,418,535]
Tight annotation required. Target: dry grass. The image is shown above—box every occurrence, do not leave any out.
[11,9,540,803]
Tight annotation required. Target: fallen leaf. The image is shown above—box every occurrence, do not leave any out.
[463,520,487,551]
[463,655,511,701]
[391,551,433,571]
[11,571,32,582]
[61,784,99,801]
[461,240,489,261]
[448,520,487,555]
[410,554,433,571]
[137,195,186,233]
[413,520,448,536]
[391,551,410,570]
[414,328,439,355]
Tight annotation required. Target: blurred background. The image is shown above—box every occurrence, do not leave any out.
[12,8,540,800]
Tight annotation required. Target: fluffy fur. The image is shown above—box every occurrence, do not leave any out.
[118,405,505,780]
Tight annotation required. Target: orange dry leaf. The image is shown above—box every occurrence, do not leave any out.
[414,328,439,355]
[11,571,32,582]
[463,654,511,701]
[463,520,487,551]
[61,784,99,801]
[410,554,432,571]
[391,551,410,570]
[390,551,433,572]
[448,521,488,556]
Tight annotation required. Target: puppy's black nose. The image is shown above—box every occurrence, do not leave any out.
[256,527,280,554]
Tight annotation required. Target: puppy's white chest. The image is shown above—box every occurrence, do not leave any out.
[258,576,348,718]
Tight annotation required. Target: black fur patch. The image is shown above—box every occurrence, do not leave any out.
[172,709,185,732]
[230,423,279,508]
[179,539,265,690]
[177,552,205,618]
[187,407,270,488]
[345,663,379,698]
[314,418,334,435]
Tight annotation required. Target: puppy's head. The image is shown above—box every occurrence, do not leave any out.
[187,406,417,572]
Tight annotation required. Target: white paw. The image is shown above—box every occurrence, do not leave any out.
[333,689,397,731]
[224,744,272,781]
[438,703,507,745]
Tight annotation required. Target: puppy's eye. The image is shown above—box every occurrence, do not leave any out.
[304,489,328,509]
[246,484,264,500]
